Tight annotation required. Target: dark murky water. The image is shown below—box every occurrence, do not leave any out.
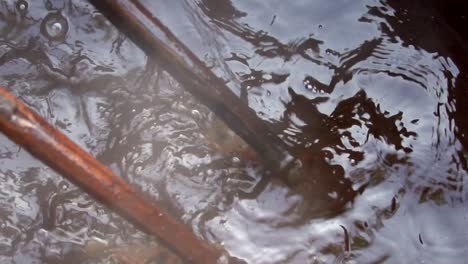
[1,0,467,263]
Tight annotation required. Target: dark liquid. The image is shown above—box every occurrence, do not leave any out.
[0,0,467,263]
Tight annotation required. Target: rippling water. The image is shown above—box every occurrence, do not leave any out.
[0,0,467,263]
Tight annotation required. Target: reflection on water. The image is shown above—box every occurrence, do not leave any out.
[1,0,468,263]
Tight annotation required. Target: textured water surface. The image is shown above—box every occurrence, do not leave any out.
[0,0,467,263]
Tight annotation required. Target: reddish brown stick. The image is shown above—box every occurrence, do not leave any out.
[88,0,292,171]
[0,87,222,263]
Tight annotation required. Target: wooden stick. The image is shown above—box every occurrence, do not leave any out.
[88,0,292,170]
[0,87,222,263]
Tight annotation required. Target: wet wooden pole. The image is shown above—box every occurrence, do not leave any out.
[88,0,293,170]
[0,87,222,263]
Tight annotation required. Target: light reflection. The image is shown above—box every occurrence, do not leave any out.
[0,0,467,263]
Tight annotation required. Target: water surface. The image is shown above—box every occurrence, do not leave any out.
[0,0,467,263]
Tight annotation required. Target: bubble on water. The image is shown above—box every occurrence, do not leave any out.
[40,12,69,41]
[206,169,213,175]
[304,79,316,91]
[52,22,62,32]
[0,222,5,228]
[232,156,240,164]
[131,108,136,113]
[16,0,29,15]
[191,109,202,119]
[59,181,69,190]
[266,90,272,96]
[16,0,28,15]
[318,24,323,29]
[328,191,338,199]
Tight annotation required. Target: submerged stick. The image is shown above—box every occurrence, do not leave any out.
[0,87,222,263]
[88,0,292,170]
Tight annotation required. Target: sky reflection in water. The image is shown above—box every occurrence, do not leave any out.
[0,0,467,263]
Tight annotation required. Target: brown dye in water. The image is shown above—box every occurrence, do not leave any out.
[0,0,468,263]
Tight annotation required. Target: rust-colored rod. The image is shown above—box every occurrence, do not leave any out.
[88,0,292,170]
[0,86,222,263]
